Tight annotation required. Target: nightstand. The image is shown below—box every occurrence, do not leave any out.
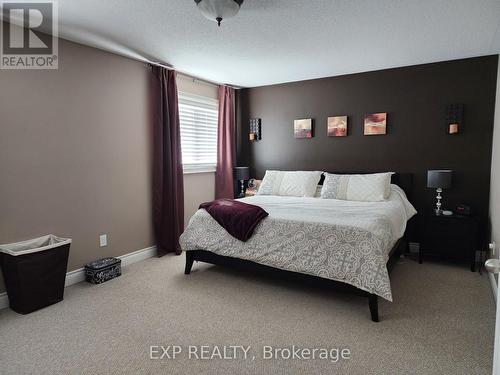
[420,213,480,271]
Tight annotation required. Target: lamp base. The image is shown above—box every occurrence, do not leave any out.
[237,180,245,198]
[434,188,443,216]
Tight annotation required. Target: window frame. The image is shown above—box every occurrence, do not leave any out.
[178,91,219,174]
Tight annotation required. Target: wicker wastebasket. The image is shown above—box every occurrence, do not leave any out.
[0,235,71,314]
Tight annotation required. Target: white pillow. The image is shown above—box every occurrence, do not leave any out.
[258,170,323,197]
[278,171,323,197]
[321,172,394,202]
[257,170,284,195]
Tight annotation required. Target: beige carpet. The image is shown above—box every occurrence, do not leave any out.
[0,254,495,374]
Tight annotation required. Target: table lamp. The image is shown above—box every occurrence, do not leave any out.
[234,167,250,198]
[427,170,453,215]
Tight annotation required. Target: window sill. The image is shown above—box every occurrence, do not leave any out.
[183,165,216,174]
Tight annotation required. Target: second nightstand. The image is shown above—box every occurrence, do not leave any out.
[420,213,480,272]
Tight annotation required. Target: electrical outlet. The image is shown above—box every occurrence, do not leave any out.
[99,234,108,247]
[490,242,497,256]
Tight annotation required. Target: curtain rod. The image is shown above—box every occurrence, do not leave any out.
[147,60,241,90]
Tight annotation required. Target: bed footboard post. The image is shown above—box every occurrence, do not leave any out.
[368,294,379,322]
[185,251,194,275]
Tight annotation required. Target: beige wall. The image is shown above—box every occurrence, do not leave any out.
[490,58,500,260]
[177,73,219,101]
[183,172,216,225]
[177,73,218,226]
[0,37,155,292]
[0,38,219,294]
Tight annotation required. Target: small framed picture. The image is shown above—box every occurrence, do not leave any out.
[327,116,348,137]
[294,118,313,138]
[364,113,387,135]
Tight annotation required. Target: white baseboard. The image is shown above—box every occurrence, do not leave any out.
[489,272,498,303]
[65,267,86,287]
[0,245,157,310]
[63,245,157,287]
[119,245,157,267]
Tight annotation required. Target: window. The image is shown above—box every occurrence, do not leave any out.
[178,92,218,173]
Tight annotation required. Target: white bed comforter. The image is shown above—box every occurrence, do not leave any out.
[180,185,416,301]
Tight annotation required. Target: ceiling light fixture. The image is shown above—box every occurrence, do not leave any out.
[194,0,244,27]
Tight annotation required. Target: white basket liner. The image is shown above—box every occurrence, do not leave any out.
[0,235,72,256]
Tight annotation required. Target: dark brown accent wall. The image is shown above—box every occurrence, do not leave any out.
[237,56,498,242]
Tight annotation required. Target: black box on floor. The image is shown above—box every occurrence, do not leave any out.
[85,257,121,284]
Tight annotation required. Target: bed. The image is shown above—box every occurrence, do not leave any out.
[180,173,416,322]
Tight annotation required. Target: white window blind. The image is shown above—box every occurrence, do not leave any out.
[178,92,219,173]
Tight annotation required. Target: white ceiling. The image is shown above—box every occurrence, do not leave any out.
[55,0,500,87]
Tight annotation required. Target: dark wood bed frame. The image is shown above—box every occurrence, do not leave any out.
[184,173,413,322]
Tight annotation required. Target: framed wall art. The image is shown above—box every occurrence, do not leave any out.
[327,116,348,137]
[364,113,387,135]
[294,118,313,138]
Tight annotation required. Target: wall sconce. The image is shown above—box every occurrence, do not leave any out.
[249,118,261,141]
[446,104,463,135]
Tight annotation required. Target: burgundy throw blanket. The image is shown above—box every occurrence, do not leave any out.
[199,199,269,242]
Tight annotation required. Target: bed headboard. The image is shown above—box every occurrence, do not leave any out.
[318,172,413,202]
[391,173,413,201]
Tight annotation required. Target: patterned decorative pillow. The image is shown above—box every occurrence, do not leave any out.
[320,172,394,202]
[320,174,349,199]
[258,170,323,197]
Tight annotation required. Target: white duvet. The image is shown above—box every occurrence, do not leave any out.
[239,184,416,253]
[180,185,416,301]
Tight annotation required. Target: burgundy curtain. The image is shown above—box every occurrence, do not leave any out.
[215,85,236,199]
[152,67,184,256]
